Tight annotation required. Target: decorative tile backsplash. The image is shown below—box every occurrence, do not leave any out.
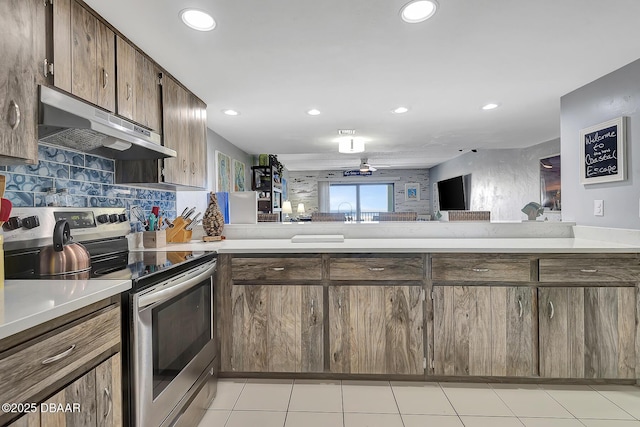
[1,143,176,222]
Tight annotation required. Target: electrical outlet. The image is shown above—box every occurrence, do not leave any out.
[594,200,604,216]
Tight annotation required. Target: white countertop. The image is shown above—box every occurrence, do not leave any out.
[137,236,640,254]
[0,279,131,341]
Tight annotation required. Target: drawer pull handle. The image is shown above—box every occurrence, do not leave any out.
[580,269,598,273]
[104,388,112,418]
[8,100,20,130]
[549,301,555,319]
[518,299,523,318]
[472,268,490,273]
[368,267,385,271]
[271,267,285,271]
[42,344,76,365]
[102,69,109,89]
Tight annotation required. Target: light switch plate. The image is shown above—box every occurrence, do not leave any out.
[594,199,604,216]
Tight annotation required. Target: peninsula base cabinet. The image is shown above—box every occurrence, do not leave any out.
[329,285,424,375]
[539,286,636,379]
[432,286,537,377]
[226,285,323,373]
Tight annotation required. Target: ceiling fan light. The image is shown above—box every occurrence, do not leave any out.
[401,0,438,23]
[180,9,216,31]
[339,139,365,153]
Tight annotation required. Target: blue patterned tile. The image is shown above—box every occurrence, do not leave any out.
[70,166,114,184]
[103,185,136,199]
[0,166,6,171]
[35,193,46,207]
[69,195,88,207]
[161,191,177,202]
[55,179,102,196]
[134,189,154,200]
[6,160,69,179]
[38,144,84,166]
[5,173,53,193]
[85,154,115,172]
[88,197,125,208]
[5,191,34,207]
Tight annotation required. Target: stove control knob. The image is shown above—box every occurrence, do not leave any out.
[2,216,22,231]
[118,213,127,222]
[97,214,109,224]
[22,215,40,229]
[108,214,118,223]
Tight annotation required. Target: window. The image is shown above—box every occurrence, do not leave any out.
[329,183,394,221]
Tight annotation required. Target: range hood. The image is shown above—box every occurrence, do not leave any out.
[38,86,176,160]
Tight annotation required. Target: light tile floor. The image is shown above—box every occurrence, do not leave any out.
[198,379,640,427]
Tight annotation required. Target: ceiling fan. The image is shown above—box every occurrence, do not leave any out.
[359,158,377,172]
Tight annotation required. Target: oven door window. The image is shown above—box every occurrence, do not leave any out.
[151,278,212,399]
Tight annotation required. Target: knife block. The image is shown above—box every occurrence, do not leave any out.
[166,217,193,243]
[143,230,166,248]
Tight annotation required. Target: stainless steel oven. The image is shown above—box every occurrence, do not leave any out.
[131,258,217,427]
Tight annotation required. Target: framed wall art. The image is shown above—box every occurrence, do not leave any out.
[232,159,246,191]
[580,117,626,184]
[405,183,420,201]
[215,151,231,192]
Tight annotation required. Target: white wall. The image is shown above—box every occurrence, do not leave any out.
[176,128,252,216]
[428,139,561,221]
[288,169,430,215]
[561,58,640,229]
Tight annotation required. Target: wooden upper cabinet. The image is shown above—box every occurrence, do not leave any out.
[49,0,115,112]
[0,0,45,164]
[116,35,135,120]
[189,95,207,187]
[96,21,115,112]
[161,75,188,185]
[134,50,161,131]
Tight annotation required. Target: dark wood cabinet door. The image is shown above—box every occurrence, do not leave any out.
[329,286,423,375]
[134,54,161,131]
[0,0,44,164]
[51,0,72,92]
[70,0,97,104]
[116,35,135,120]
[161,75,188,185]
[96,20,115,112]
[188,95,207,188]
[95,355,122,427]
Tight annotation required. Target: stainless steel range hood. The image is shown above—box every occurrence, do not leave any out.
[38,86,176,160]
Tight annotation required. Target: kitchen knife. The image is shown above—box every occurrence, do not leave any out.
[183,207,196,219]
[180,207,189,217]
[189,212,201,224]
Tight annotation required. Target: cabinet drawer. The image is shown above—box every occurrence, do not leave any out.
[0,305,120,405]
[330,256,423,281]
[539,258,640,282]
[231,257,322,281]
[432,257,531,282]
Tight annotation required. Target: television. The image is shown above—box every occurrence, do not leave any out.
[437,176,467,211]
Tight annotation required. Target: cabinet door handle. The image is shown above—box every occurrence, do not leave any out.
[182,159,188,173]
[103,387,112,419]
[42,344,76,365]
[43,58,49,77]
[126,83,132,100]
[8,100,20,130]
[191,161,196,175]
[472,268,490,272]
[518,299,523,318]
[102,69,109,89]
[311,299,315,316]
[579,269,598,273]
[549,301,554,319]
[271,267,285,271]
[368,267,385,271]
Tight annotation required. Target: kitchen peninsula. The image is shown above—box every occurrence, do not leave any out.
[135,222,640,385]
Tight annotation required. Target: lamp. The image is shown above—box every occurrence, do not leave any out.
[297,203,306,215]
[282,200,292,221]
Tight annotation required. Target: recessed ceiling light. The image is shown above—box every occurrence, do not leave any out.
[307,109,321,116]
[482,103,500,110]
[222,109,239,116]
[392,106,409,114]
[401,0,438,23]
[180,9,216,31]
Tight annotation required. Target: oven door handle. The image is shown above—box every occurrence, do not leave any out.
[137,261,216,309]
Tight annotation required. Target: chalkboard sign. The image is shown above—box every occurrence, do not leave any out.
[580,117,626,184]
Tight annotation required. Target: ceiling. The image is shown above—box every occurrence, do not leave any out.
[85,0,640,171]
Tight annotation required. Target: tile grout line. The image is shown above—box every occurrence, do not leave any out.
[388,380,405,427]
[437,381,466,425]
[588,384,639,421]
[341,380,345,427]
[486,382,523,420]
[537,385,584,421]
[282,379,295,427]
